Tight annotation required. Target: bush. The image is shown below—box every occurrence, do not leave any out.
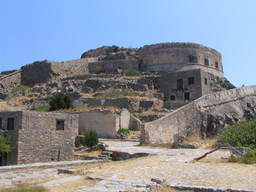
[118,128,130,135]
[153,77,160,90]
[49,93,73,111]
[124,69,140,76]
[215,77,236,90]
[241,150,256,164]
[35,106,50,112]
[128,109,136,115]
[11,86,30,95]
[84,130,98,147]
[75,136,86,148]
[218,120,256,149]
[0,136,10,153]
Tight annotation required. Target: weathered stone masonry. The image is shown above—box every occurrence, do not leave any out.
[0,111,79,165]
[141,86,256,145]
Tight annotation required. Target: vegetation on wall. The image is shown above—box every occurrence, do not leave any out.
[11,85,30,95]
[49,93,73,111]
[215,77,236,90]
[124,69,140,76]
[0,136,10,153]
[35,106,50,112]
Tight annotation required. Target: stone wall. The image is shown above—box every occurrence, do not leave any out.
[17,111,78,164]
[0,70,21,96]
[21,58,97,86]
[0,111,79,165]
[129,115,142,130]
[138,43,224,77]
[88,59,139,73]
[0,111,22,165]
[77,109,130,138]
[141,86,256,145]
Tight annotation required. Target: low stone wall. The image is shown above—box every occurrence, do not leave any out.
[88,59,139,73]
[129,115,142,130]
[141,86,256,145]
[0,70,21,95]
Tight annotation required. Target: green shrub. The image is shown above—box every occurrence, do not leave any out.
[49,93,73,111]
[118,128,130,135]
[35,106,50,112]
[153,77,160,90]
[75,136,86,147]
[128,109,136,115]
[241,150,256,164]
[218,120,256,149]
[84,130,98,147]
[11,86,30,95]
[124,69,140,76]
[0,136,10,153]
[215,77,236,90]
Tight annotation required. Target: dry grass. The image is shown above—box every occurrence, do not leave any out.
[126,130,141,140]
[48,177,97,192]
[0,184,48,192]
[180,136,218,149]
[152,185,193,192]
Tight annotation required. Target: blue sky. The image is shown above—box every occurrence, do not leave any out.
[0,0,255,87]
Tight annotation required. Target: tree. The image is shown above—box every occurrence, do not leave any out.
[0,136,10,153]
[49,93,73,111]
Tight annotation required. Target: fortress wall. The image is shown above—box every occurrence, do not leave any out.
[0,70,21,94]
[21,61,52,86]
[138,43,223,75]
[51,58,97,76]
[141,86,256,145]
[88,59,139,73]
[147,63,224,77]
[21,58,97,86]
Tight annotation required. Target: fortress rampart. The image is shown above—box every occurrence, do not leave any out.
[0,70,21,95]
[141,86,256,145]
[21,58,97,86]
[138,43,223,77]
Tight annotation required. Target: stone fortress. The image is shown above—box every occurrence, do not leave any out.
[1,42,256,166]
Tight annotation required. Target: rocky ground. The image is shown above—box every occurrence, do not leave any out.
[0,140,255,192]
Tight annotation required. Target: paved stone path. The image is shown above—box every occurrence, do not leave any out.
[0,140,256,191]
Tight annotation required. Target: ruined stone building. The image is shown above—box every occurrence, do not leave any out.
[1,42,248,164]
[0,111,78,166]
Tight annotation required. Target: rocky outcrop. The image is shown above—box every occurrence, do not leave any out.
[141,86,256,145]
[80,45,136,59]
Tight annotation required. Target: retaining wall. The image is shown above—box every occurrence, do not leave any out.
[141,86,256,145]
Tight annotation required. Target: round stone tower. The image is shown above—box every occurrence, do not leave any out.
[138,42,223,77]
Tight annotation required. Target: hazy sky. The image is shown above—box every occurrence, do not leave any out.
[0,0,255,87]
